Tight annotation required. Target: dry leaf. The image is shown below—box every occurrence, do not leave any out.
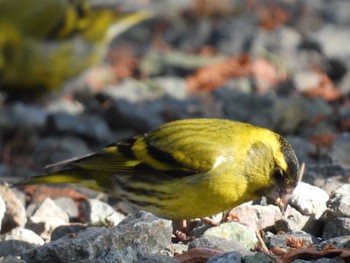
[304,74,342,101]
[259,5,289,30]
[193,0,236,17]
[279,247,350,263]
[252,58,281,92]
[19,185,89,203]
[340,118,350,131]
[107,46,138,80]
[174,247,224,263]
[285,237,307,249]
[186,54,251,92]
[309,132,337,149]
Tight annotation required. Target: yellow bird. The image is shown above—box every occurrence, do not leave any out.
[16,119,300,220]
[0,0,152,98]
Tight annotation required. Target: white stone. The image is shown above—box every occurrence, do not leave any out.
[86,199,125,226]
[327,184,350,218]
[1,227,44,246]
[26,198,69,240]
[289,182,328,219]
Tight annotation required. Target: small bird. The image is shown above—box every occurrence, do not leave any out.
[16,119,300,220]
[0,0,152,98]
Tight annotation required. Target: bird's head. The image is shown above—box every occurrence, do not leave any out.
[266,136,300,213]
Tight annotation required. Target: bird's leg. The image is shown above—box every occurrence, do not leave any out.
[172,219,194,243]
[200,217,220,226]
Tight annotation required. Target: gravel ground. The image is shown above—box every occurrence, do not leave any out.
[1,0,350,262]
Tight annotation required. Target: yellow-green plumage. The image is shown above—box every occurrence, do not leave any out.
[0,0,152,97]
[16,119,300,220]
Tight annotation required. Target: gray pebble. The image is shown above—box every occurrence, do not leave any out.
[33,136,91,166]
[189,235,255,257]
[330,133,350,169]
[327,184,350,218]
[22,211,172,262]
[207,251,242,263]
[322,217,350,240]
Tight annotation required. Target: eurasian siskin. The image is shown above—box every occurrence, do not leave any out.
[16,118,300,220]
[0,0,152,97]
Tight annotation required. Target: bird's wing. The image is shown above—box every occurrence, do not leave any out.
[131,119,234,174]
[46,120,232,177]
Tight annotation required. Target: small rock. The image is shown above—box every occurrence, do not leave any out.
[338,72,350,94]
[46,112,112,142]
[303,164,349,195]
[22,211,172,262]
[33,136,92,166]
[285,136,317,165]
[215,15,257,55]
[140,50,226,76]
[5,102,47,129]
[104,99,164,132]
[329,133,350,169]
[316,236,350,249]
[136,254,178,263]
[207,251,243,263]
[50,225,87,241]
[54,197,79,219]
[322,217,350,240]
[311,24,350,59]
[0,256,27,263]
[83,199,125,226]
[322,0,350,25]
[0,227,44,246]
[0,239,38,258]
[326,184,350,218]
[294,71,321,92]
[26,198,69,240]
[215,89,274,128]
[203,222,258,250]
[244,252,274,263]
[172,243,188,255]
[275,206,322,236]
[0,228,44,257]
[0,184,27,233]
[45,97,84,115]
[80,247,137,263]
[272,97,310,134]
[103,79,158,103]
[289,182,329,219]
[266,231,319,250]
[227,204,282,230]
[45,113,72,136]
[150,77,188,100]
[292,258,347,263]
[189,236,255,257]
[0,195,5,232]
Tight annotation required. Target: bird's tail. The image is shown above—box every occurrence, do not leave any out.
[13,169,111,193]
[13,137,141,193]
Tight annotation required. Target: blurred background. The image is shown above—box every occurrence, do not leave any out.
[0,0,349,195]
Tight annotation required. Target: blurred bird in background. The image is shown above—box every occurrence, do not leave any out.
[0,0,153,99]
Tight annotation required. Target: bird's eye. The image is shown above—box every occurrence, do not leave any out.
[273,167,284,182]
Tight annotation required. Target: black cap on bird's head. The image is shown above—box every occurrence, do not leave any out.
[268,136,300,214]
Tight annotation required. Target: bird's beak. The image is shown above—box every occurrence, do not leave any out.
[277,186,296,214]
[267,186,294,215]
[275,194,290,214]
